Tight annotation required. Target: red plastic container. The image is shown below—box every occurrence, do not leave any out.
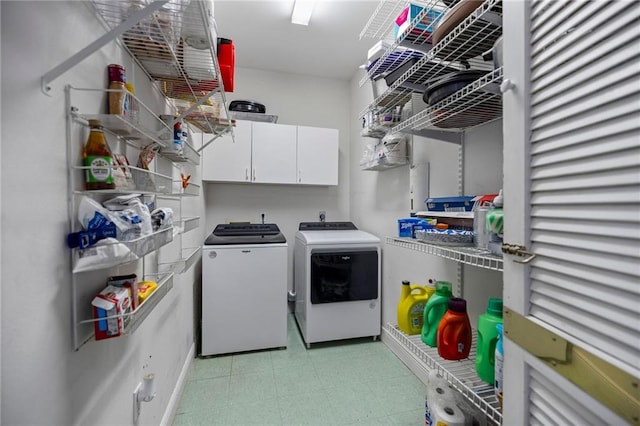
[217,38,235,92]
[437,298,472,360]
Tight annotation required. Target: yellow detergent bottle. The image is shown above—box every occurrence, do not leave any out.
[397,280,435,335]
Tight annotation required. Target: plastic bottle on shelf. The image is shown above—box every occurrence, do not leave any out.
[421,281,453,347]
[495,323,504,412]
[397,280,435,335]
[125,83,139,125]
[475,298,503,384]
[486,189,504,256]
[83,119,115,190]
[108,64,127,115]
[436,298,472,361]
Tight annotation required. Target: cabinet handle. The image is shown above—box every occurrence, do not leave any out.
[253,168,256,181]
[500,79,515,93]
[241,250,251,253]
[299,170,302,183]
[245,168,248,181]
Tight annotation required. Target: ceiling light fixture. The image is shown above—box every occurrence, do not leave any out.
[291,0,316,26]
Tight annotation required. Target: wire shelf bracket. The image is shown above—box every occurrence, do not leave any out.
[41,1,168,96]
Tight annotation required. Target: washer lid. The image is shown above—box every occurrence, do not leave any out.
[296,230,380,245]
[205,223,286,245]
[298,221,358,231]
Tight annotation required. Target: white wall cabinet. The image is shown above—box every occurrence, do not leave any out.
[297,125,339,185]
[203,121,339,186]
[202,120,253,182]
[252,122,297,184]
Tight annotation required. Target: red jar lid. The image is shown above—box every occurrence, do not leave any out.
[108,64,126,83]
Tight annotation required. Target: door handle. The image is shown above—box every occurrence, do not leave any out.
[502,243,537,264]
[500,78,515,93]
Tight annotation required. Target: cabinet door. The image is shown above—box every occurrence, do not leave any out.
[297,126,339,185]
[202,120,252,182]
[502,1,640,425]
[251,122,297,184]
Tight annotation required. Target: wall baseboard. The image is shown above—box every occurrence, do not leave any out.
[160,343,195,426]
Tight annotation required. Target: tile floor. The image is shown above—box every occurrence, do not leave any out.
[173,314,426,425]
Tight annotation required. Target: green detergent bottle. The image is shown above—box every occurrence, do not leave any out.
[475,298,503,384]
[420,281,453,347]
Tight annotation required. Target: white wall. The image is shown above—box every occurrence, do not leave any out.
[1,2,197,425]
[202,67,352,295]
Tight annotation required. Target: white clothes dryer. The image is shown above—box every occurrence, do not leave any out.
[294,222,381,347]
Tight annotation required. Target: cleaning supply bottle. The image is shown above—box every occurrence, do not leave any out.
[125,83,139,125]
[437,298,472,360]
[495,323,504,411]
[486,189,504,256]
[397,280,435,335]
[475,298,503,384]
[421,281,453,347]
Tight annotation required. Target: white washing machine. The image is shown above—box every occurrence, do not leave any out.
[294,222,381,347]
[201,223,288,356]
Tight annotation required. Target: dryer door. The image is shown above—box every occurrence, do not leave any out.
[310,250,378,304]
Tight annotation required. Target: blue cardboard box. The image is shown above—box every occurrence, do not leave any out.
[398,218,422,237]
[398,218,435,238]
[424,196,476,212]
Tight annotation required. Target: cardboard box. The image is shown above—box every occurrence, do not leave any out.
[91,285,132,340]
[394,4,443,41]
[425,196,476,212]
[108,273,139,310]
[398,218,435,238]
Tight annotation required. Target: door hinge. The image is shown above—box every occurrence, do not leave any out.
[501,243,537,264]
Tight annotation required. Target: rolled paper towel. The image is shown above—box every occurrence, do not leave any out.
[426,370,458,426]
[430,398,467,426]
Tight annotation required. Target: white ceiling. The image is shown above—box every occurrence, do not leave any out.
[213,1,381,80]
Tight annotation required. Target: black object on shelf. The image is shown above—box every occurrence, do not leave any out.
[423,70,488,105]
[384,57,421,88]
[229,100,266,114]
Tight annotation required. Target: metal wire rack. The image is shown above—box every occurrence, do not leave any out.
[384,323,503,425]
[360,0,409,40]
[359,0,503,139]
[75,273,174,347]
[394,67,503,133]
[360,0,449,86]
[386,236,504,271]
[91,0,232,137]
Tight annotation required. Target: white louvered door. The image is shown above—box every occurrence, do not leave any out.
[502,1,640,424]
